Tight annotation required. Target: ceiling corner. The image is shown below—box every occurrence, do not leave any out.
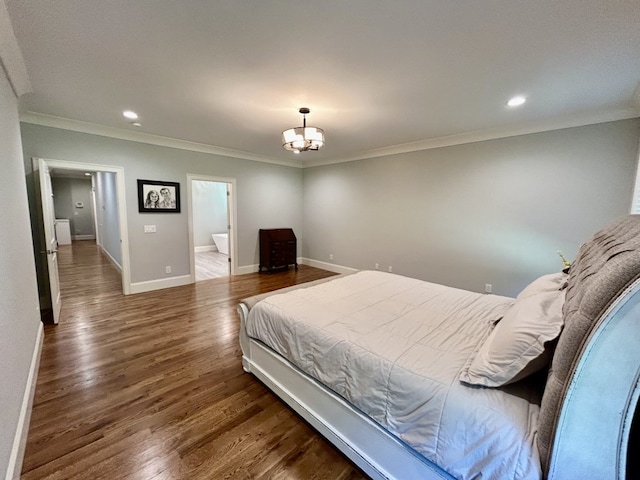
[0,0,31,97]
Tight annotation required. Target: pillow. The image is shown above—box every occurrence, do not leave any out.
[516,271,568,300]
[459,282,565,387]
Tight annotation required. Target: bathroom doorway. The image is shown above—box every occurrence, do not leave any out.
[187,174,237,281]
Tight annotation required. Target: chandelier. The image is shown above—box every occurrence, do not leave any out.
[282,107,325,153]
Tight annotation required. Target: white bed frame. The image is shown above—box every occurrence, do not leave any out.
[238,212,640,480]
[238,275,640,480]
[238,303,455,480]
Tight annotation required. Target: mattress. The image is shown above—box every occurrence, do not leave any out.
[245,271,542,480]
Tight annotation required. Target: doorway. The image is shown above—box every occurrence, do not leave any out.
[51,173,97,245]
[187,174,237,281]
[34,158,130,324]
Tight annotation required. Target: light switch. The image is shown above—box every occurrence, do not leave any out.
[144,225,156,233]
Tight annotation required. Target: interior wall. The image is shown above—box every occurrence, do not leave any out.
[94,171,121,267]
[20,117,639,298]
[51,176,95,239]
[192,180,228,248]
[20,123,303,285]
[303,118,640,297]
[0,62,42,476]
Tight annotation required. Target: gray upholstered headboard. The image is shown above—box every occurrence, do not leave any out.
[538,214,640,479]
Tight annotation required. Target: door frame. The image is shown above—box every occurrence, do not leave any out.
[187,174,238,280]
[90,174,100,246]
[34,157,132,295]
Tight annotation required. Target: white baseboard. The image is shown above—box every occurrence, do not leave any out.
[99,245,122,273]
[234,259,357,276]
[72,234,96,241]
[236,264,259,275]
[300,258,359,275]
[129,274,192,294]
[194,245,217,253]
[7,321,43,480]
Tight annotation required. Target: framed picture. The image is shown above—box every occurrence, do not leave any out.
[137,179,181,213]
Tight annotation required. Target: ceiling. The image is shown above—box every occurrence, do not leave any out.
[6,0,640,167]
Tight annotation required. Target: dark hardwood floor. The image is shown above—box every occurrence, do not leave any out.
[22,241,368,479]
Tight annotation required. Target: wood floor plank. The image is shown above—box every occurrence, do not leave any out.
[22,241,368,479]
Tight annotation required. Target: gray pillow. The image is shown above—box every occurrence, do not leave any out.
[460,273,566,387]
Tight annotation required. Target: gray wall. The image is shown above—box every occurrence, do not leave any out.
[21,120,639,296]
[20,123,303,284]
[0,64,42,475]
[193,180,228,248]
[94,171,121,266]
[303,119,640,297]
[51,176,95,238]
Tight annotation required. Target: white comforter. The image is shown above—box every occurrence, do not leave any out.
[246,271,542,480]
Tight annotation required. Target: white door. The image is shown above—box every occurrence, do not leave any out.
[37,158,62,324]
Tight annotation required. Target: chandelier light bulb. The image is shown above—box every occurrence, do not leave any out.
[282,108,325,153]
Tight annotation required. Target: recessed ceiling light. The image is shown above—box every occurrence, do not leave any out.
[123,110,138,119]
[84,172,91,176]
[131,122,142,127]
[507,96,527,107]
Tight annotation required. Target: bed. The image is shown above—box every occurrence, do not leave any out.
[238,214,640,479]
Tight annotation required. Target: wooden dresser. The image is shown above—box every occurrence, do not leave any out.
[259,228,298,272]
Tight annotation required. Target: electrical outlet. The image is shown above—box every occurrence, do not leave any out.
[165,266,172,274]
[485,283,492,293]
[144,225,156,233]
[375,263,379,270]
[329,253,334,260]
[388,266,393,273]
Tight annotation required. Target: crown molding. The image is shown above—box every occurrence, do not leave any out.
[0,0,32,97]
[20,106,640,171]
[19,111,303,168]
[303,107,640,168]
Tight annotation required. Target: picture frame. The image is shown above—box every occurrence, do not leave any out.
[137,179,181,213]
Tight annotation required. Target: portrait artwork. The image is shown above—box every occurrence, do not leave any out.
[137,179,181,213]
